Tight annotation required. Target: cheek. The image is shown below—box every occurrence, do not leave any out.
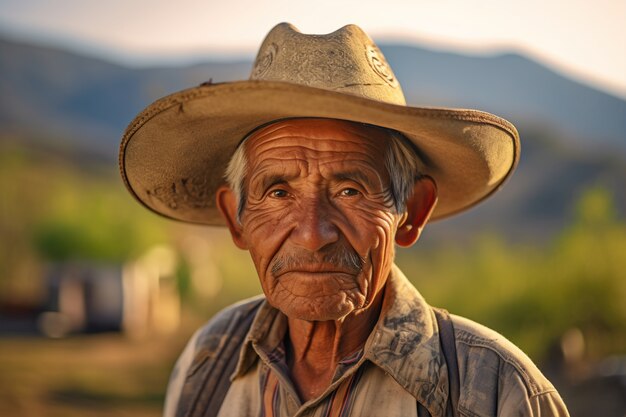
[371,213,398,283]
[341,202,398,255]
[244,201,287,235]
[241,202,293,288]
[339,204,399,297]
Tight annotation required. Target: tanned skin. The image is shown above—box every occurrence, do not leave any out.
[217,118,437,401]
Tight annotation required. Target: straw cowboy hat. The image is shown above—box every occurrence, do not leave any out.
[119,22,519,225]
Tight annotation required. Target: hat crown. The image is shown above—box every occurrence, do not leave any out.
[250,23,406,105]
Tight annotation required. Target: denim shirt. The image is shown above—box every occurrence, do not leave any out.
[165,265,569,417]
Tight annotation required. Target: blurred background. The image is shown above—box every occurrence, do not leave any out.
[0,1,625,416]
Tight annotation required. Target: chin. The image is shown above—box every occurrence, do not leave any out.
[274,294,364,321]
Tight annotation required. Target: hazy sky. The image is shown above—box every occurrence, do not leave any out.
[1,0,625,98]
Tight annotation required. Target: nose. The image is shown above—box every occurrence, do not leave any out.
[290,195,339,252]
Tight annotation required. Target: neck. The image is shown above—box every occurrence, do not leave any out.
[285,287,385,402]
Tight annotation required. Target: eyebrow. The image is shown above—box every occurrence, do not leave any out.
[256,173,299,192]
[332,170,379,189]
[252,169,381,192]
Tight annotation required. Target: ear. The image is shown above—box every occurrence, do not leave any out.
[395,176,438,247]
[216,185,248,249]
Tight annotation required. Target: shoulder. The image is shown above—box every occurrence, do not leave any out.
[192,295,265,352]
[163,295,265,417]
[450,314,569,417]
[451,314,553,396]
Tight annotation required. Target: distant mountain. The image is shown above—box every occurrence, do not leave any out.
[0,38,251,155]
[0,37,624,240]
[424,125,626,243]
[1,37,625,155]
[383,45,626,151]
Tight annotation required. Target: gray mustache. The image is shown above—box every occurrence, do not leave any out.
[270,244,365,276]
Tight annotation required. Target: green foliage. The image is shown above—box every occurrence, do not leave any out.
[397,186,626,361]
[175,258,193,301]
[31,182,169,262]
[0,141,170,300]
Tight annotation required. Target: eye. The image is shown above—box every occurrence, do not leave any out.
[270,189,289,198]
[339,188,361,197]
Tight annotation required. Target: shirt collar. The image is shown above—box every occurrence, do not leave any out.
[232,264,449,417]
[232,297,287,378]
[364,265,449,417]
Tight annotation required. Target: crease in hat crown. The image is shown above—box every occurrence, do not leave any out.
[250,23,406,105]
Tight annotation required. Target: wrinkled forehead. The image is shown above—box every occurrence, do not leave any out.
[242,118,392,164]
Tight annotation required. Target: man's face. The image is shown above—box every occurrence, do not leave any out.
[232,119,406,321]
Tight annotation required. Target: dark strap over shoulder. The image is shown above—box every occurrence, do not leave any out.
[434,308,461,417]
[176,299,263,417]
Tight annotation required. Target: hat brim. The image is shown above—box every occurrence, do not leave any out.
[120,80,519,225]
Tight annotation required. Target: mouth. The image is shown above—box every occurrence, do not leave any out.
[276,266,356,277]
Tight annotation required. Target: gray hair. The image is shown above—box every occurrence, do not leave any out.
[224,129,422,222]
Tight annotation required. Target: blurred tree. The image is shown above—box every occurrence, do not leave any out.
[396,185,626,362]
[0,140,171,307]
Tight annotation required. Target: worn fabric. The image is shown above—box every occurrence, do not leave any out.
[165,265,569,417]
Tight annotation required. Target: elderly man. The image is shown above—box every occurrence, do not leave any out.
[120,23,569,417]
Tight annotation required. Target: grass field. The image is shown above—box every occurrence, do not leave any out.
[0,326,197,417]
